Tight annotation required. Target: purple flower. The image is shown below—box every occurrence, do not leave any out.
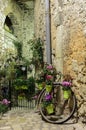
[62,81,72,87]
[45,94,52,101]
[2,99,10,105]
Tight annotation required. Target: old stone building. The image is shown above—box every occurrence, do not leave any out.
[0,0,86,121]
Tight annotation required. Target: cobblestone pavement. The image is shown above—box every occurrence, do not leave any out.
[0,108,86,130]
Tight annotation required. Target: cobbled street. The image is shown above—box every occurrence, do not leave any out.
[0,109,86,130]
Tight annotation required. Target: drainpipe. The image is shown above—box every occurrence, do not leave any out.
[45,0,52,64]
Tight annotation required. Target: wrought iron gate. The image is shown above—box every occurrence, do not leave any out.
[9,80,36,110]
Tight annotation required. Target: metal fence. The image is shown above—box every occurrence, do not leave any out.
[11,98,36,110]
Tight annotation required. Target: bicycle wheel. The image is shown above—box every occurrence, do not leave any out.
[39,86,77,124]
[36,88,45,109]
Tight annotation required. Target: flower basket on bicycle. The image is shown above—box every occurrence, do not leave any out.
[45,85,52,92]
[62,81,72,99]
[63,89,71,99]
[46,104,54,114]
[42,93,54,114]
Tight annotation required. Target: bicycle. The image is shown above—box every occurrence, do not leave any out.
[38,81,77,124]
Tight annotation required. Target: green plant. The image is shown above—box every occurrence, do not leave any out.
[13,79,28,90]
[13,41,22,60]
[28,37,44,68]
[6,62,16,80]
[27,77,35,94]
[0,104,8,113]
[0,69,6,78]
[0,99,10,113]
[13,77,35,93]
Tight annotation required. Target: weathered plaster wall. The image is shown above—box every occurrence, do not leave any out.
[34,0,47,61]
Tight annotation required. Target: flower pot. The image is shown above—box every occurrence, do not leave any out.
[63,89,71,99]
[38,83,44,90]
[46,104,54,114]
[46,85,52,92]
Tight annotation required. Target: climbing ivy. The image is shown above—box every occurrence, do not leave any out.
[13,41,22,60]
[28,38,44,68]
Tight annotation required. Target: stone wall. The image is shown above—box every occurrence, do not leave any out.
[0,0,34,64]
[62,0,86,119]
[22,1,34,60]
[0,0,22,66]
[34,0,86,120]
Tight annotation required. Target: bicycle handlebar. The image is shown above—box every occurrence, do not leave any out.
[53,82,62,86]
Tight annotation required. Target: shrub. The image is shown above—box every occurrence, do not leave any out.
[0,99,10,113]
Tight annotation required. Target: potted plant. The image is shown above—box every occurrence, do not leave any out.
[43,64,57,92]
[62,81,72,99]
[43,93,54,114]
[45,75,53,92]
[35,72,45,90]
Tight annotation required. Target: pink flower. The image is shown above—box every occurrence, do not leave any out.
[2,99,10,105]
[47,65,53,70]
[46,75,53,80]
[62,81,72,87]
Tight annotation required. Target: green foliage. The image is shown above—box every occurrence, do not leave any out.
[28,37,44,67]
[35,72,45,84]
[6,62,16,80]
[13,77,35,100]
[13,77,35,93]
[0,69,6,78]
[27,77,35,93]
[13,41,22,60]
[15,85,28,90]
[0,104,8,113]
[13,79,27,89]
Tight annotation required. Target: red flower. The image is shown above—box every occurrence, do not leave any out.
[46,75,53,80]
